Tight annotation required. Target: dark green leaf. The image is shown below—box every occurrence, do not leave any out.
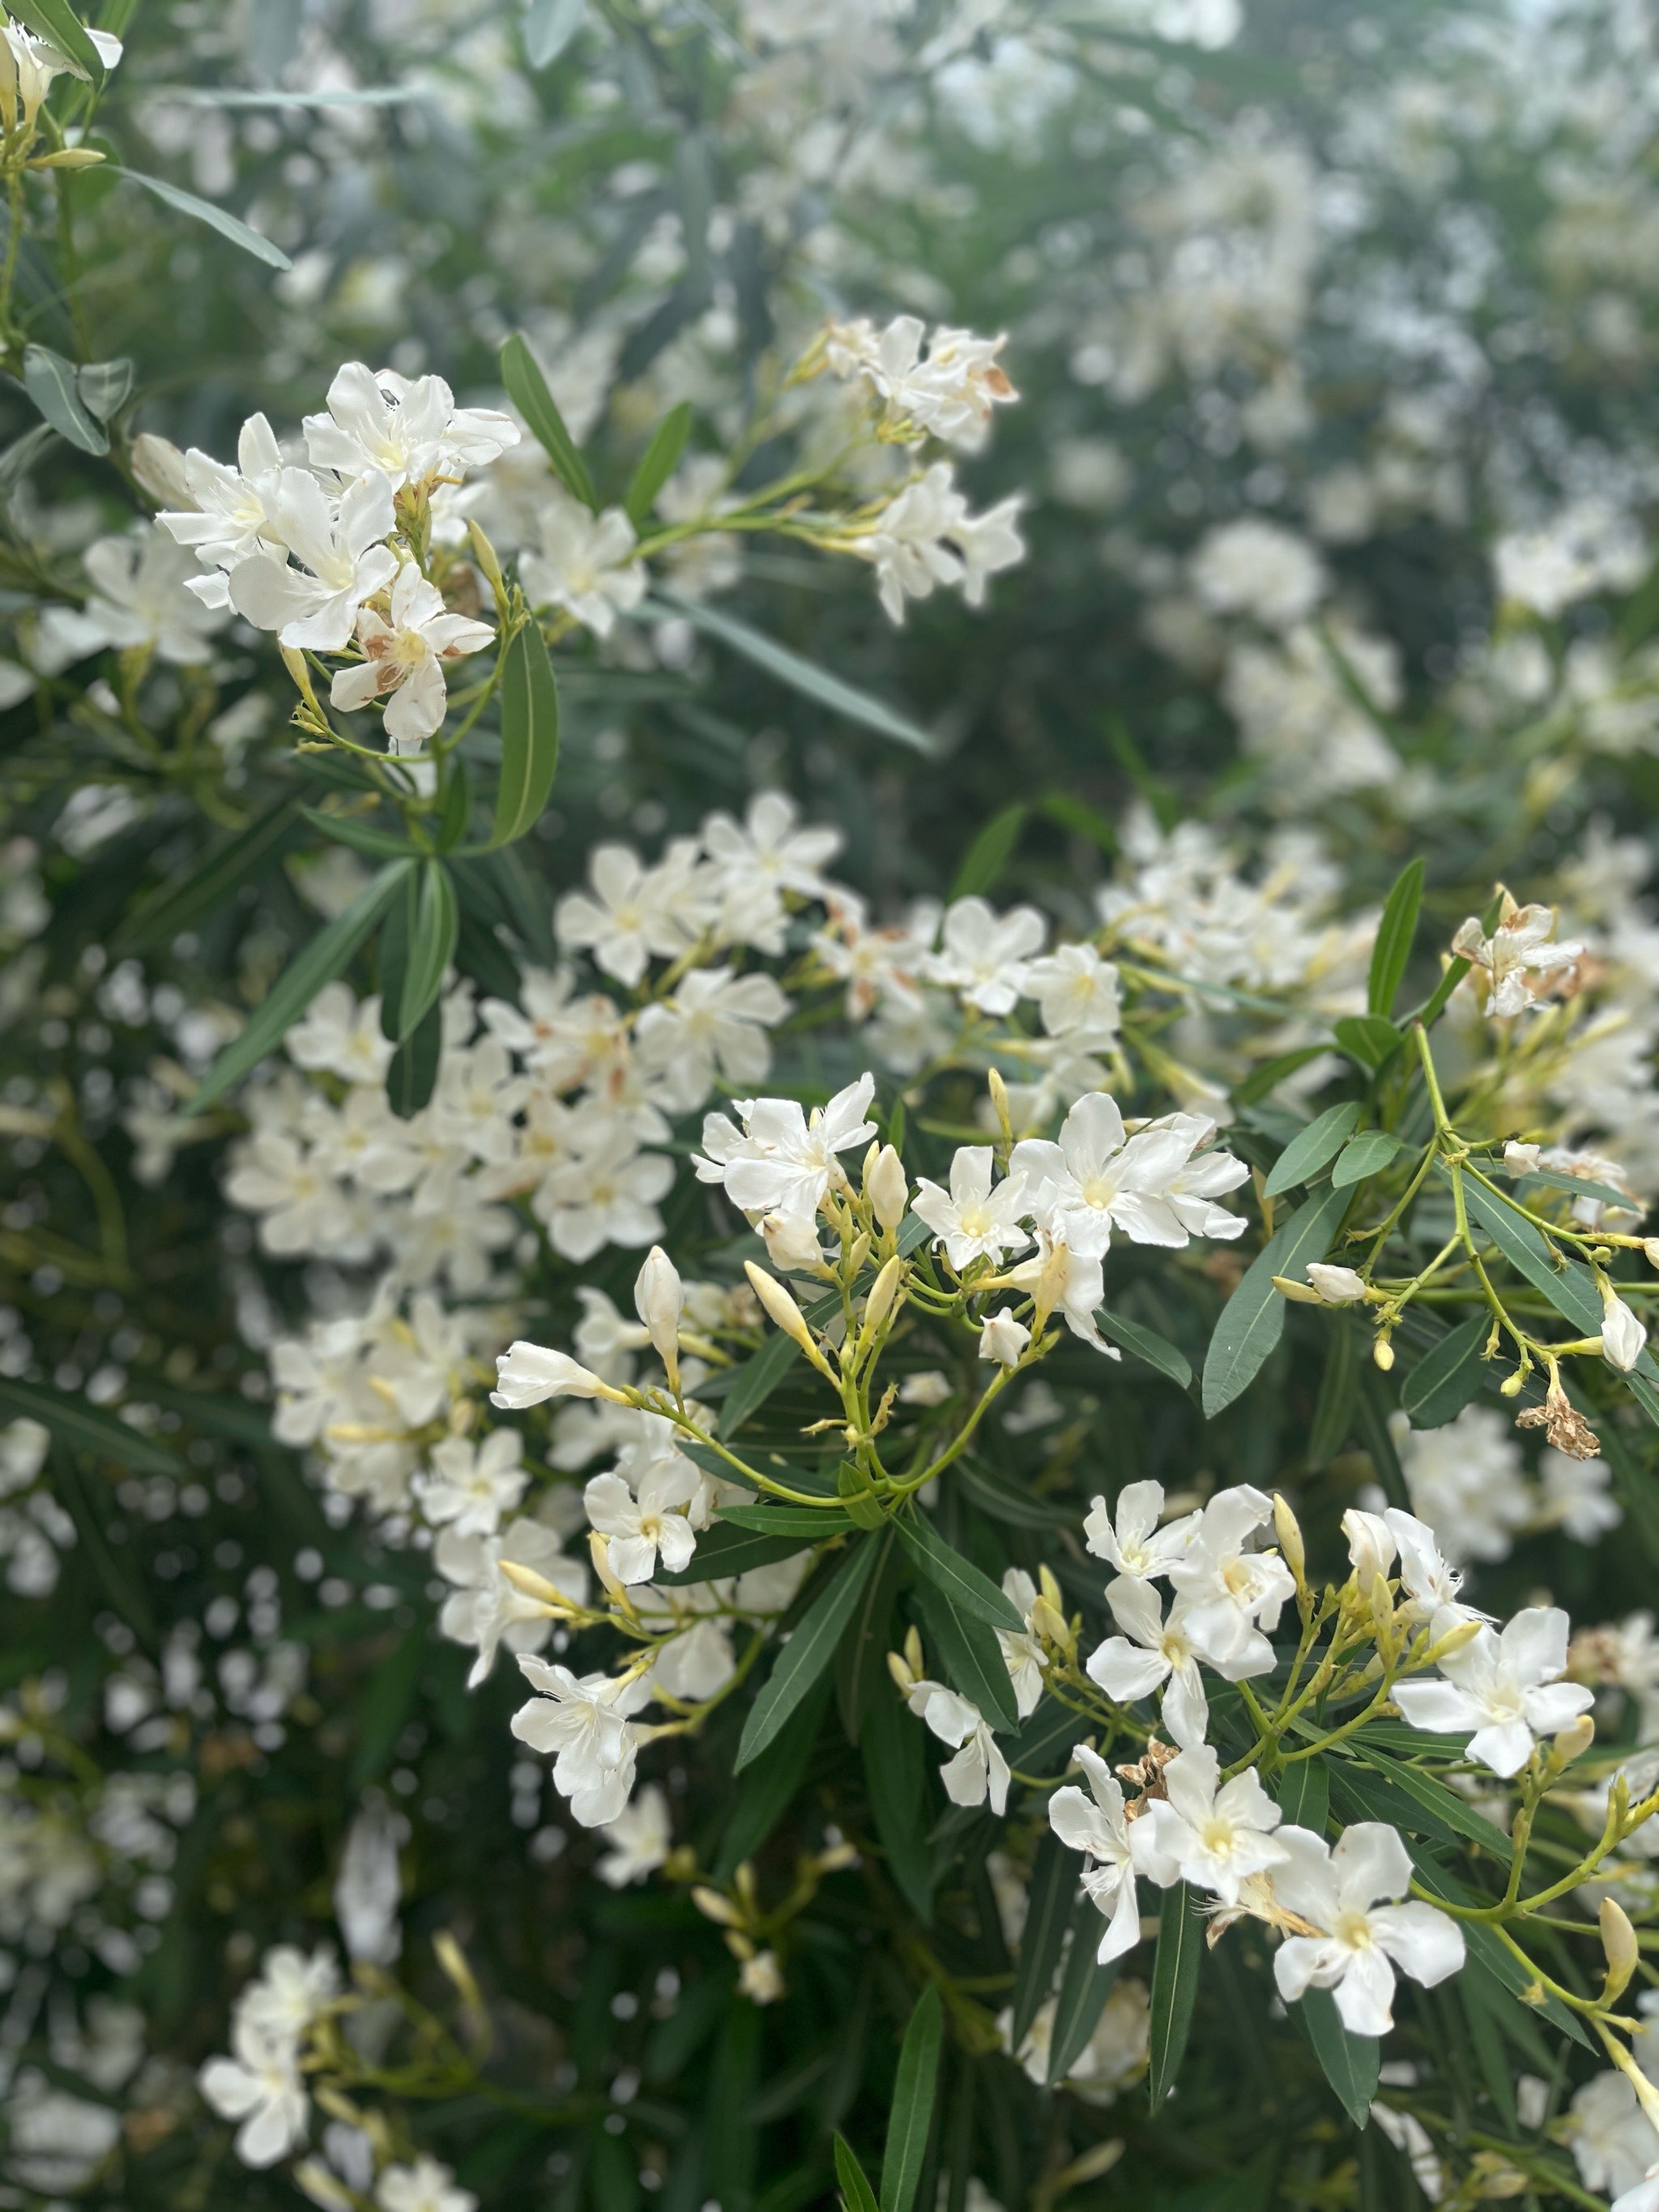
[1297,1988,1380,2129]
[1146,1884,1204,2106]
[1046,1891,1121,2086]
[656,1522,811,1586]
[736,1540,879,1772]
[1307,1317,1357,1467]
[649,590,936,754]
[1097,1306,1192,1388]
[1409,1849,1589,2048]
[1333,1014,1403,1070]
[1010,1830,1078,2050]
[714,1672,831,1881]
[836,1529,898,1743]
[1367,858,1423,1017]
[1460,1181,1658,1383]
[1233,1046,1332,1108]
[0,423,56,499]
[1401,1315,1488,1428]
[490,621,561,848]
[1516,1166,1644,1215]
[1201,1185,1351,1417]
[894,1516,1024,1633]
[718,1503,855,1536]
[0,1377,177,1475]
[861,1679,933,1923]
[113,169,292,267]
[525,0,586,65]
[717,1330,800,1441]
[625,399,693,527]
[954,1458,1073,1529]
[881,1985,943,2212]
[1038,789,1117,852]
[500,333,597,508]
[23,344,107,455]
[949,805,1027,899]
[50,1449,156,1647]
[1275,1756,1328,1834]
[1331,1131,1404,1188]
[186,860,413,1113]
[1353,1371,1410,1509]
[1411,955,1474,1030]
[390,860,458,1040]
[117,796,302,952]
[436,760,472,852]
[1346,1749,1512,1864]
[913,1580,1019,1735]
[76,357,132,422]
[834,2135,881,2212]
[386,999,441,1118]
[1262,1102,1361,1198]
[7,0,104,84]
[301,808,418,860]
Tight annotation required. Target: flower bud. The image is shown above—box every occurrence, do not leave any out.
[1503,1141,1542,1176]
[1600,1894,1639,2002]
[868,1143,909,1232]
[987,1066,1013,1144]
[1272,1492,1307,1585]
[1599,1284,1647,1374]
[760,1211,830,1275]
[1340,1506,1397,1585]
[887,1648,918,1696]
[633,1245,684,1393]
[863,1253,905,1336]
[493,1341,629,1409]
[1644,1238,1659,1271]
[1499,1369,1525,1397]
[497,1558,578,1616]
[744,1260,830,1370]
[1372,1334,1395,1372]
[691,1885,742,1928]
[738,1949,785,2005]
[979,1310,1030,1367]
[1271,1274,1323,1305]
[1307,1263,1367,1305]
[1553,1711,1596,1765]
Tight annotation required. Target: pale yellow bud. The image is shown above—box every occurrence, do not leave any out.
[1271,1492,1306,1584]
[1373,1335,1395,1372]
[987,1066,1013,1144]
[588,1531,633,1612]
[1601,1895,1640,2002]
[1499,1369,1525,1397]
[744,1260,831,1373]
[633,1245,684,1394]
[433,1930,484,2017]
[886,1648,917,1696]
[1553,1712,1596,1765]
[868,1143,909,1231]
[1271,1274,1324,1305]
[497,1558,577,1616]
[863,1253,905,1336]
[846,1230,872,1279]
[691,1886,742,1928]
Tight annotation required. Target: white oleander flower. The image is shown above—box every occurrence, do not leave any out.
[1083,1479,1201,1582]
[375,2155,479,2212]
[1,19,122,124]
[913,1147,1032,1270]
[584,1453,700,1584]
[1307,1263,1367,1304]
[1024,943,1123,1045]
[998,1568,1048,1718]
[858,463,1024,623]
[1164,1485,1294,1676]
[285,982,396,1087]
[1085,1578,1210,1749]
[159,412,286,597]
[1601,1291,1648,1374]
[903,1678,1010,1813]
[329,564,494,751]
[435,1516,590,1686]
[228,469,399,652]
[40,524,229,667]
[923,895,1047,1014]
[1450,899,1583,1018]
[595,1784,673,1888]
[826,314,1017,447]
[305,361,518,491]
[1393,1607,1594,1777]
[554,839,713,987]
[236,1946,340,2045]
[492,1343,616,1408]
[695,1073,878,1219]
[1270,1822,1465,2035]
[412,1430,529,1538]
[633,967,792,1110]
[998,1230,1120,1357]
[1190,519,1325,629]
[1047,1744,1145,1963]
[1392,1407,1532,1568]
[1570,2069,1659,2202]
[1012,1093,1244,1259]
[979,1309,1030,1366]
[510,1658,653,1826]
[1129,1743,1286,1907]
[519,491,646,636]
[198,2019,309,2168]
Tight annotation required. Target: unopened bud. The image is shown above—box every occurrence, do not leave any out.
[497,1558,577,1616]
[1307,1263,1368,1305]
[1553,1712,1596,1765]
[979,1309,1030,1367]
[587,1531,633,1611]
[1372,1334,1395,1372]
[633,1245,684,1394]
[868,1143,909,1232]
[1499,1369,1525,1397]
[1272,1274,1323,1305]
[1271,1492,1306,1585]
[1030,1593,1071,1650]
[1425,1616,1485,1663]
[886,1648,917,1696]
[987,1066,1013,1144]
[744,1260,830,1370]
[433,1930,484,2018]
[863,1253,905,1335]
[1601,1895,1640,2002]
[846,1230,872,1279]
[691,1886,742,1928]
[1598,1283,1647,1374]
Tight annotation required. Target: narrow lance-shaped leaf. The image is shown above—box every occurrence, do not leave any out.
[894,1514,1026,1633]
[833,2136,881,2212]
[949,803,1027,899]
[186,860,414,1113]
[1097,1306,1192,1388]
[1047,1892,1122,2085]
[913,1580,1020,1735]
[1400,1314,1488,1428]
[736,1539,880,1772]
[1009,1830,1077,2050]
[624,399,693,527]
[1201,1184,1352,1418]
[500,333,598,509]
[113,168,292,268]
[117,796,302,952]
[1297,1989,1380,2130]
[392,860,459,1040]
[1262,1101,1361,1198]
[1146,1884,1204,2106]
[1367,856,1424,1017]
[23,344,107,455]
[880,1985,943,2212]
[489,621,561,848]
[0,1376,177,1475]
[524,0,586,70]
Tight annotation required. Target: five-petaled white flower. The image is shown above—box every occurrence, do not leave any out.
[228,468,399,652]
[197,2018,309,2168]
[584,1450,700,1584]
[1084,1479,1200,1582]
[595,1784,673,1889]
[1047,1744,1145,1963]
[1085,1578,1211,1749]
[510,1657,653,1826]
[923,895,1047,1014]
[1131,1743,1287,1907]
[1393,1607,1594,1777]
[304,361,518,492]
[1013,1093,1245,1258]
[519,491,647,637]
[695,1073,878,1219]
[1451,897,1583,1018]
[376,2156,479,2212]
[412,1429,528,1538]
[913,1146,1032,1270]
[1165,1485,1295,1676]
[329,564,494,751]
[1270,1821,1465,2036]
[902,1678,1010,1814]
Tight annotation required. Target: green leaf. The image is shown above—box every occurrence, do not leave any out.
[23,344,107,455]
[1039,789,1117,852]
[7,0,104,84]
[649,589,936,754]
[0,423,55,500]
[490,621,561,848]
[1333,1014,1403,1070]
[1146,1884,1204,2106]
[1275,1757,1328,1834]
[1331,1130,1404,1188]
[113,168,292,267]
[837,1529,899,1743]
[1337,1749,1512,1864]
[117,796,301,952]
[949,804,1027,899]
[1233,1046,1332,1108]
[0,1377,177,1475]
[1262,1102,1361,1198]
[185,860,413,1113]
[1401,1315,1488,1429]
[1367,858,1424,1017]
[894,1516,1024,1633]
[1307,1317,1357,1467]
[1046,1892,1121,2086]
[1010,1830,1077,2050]
[390,860,458,1040]
[500,333,597,508]
[301,808,419,860]
[881,1985,943,2212]
[834,2134,881,2212]
[1201,1185,1352,1418]
[1412,954,1474,1030]
[1461,1180,1654,1375]
[1517,1166,1646,1215]
[954,1458,1074,1530]
[913,1580,1019,1735]
[76,357,133,422]
[436,760,472,852]
[624,399,693,527]
[717,1329,800,1441]
[525,0,586,65]
[719,1503,855,1537]
[1297,1988,1380,2129]
[1097,1306,1192,1388]
[714,1672,831,1882]
[656,1522,811,1587]
[861,1680,933,1923]
[736,1540,879,1772]
[386,999,441,1118]
[1409,1849,1589,2048]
